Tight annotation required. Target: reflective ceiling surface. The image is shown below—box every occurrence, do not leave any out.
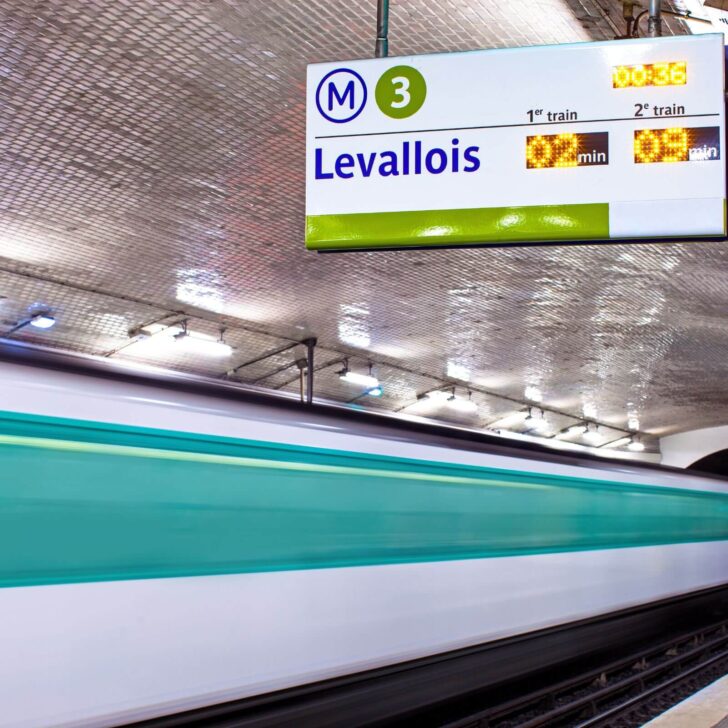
[0,0,719,451]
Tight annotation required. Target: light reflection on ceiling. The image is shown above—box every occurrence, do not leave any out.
[0,0,716,456]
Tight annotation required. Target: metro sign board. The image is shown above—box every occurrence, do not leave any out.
[305,35,726,251]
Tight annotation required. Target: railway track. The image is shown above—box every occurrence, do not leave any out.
[443,619,728,728]
[130,587,728,727]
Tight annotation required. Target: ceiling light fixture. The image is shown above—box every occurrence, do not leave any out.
[171,322,232,357]
[339,361,381,392]
[582,424,602,444]
[2,309,57,337]
[29,312,56,329]
[174,334,232,358]
[628,437,645,452]
[554,423,587,439]
[424,390,452,403]
[524,408,548,432]
[488,410,529,429]
[134,321,232,358]
[448,391,478,414]
[425,389,478,414]
[340,370,380,388]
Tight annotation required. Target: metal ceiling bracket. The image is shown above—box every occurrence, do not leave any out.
[225,341,299,378]
[620,0,640,38]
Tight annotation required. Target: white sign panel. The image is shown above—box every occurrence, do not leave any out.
[305,35,726,251]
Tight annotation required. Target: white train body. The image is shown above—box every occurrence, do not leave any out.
[0,356,727,727]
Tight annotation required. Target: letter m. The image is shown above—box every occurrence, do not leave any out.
[328,80,355,111]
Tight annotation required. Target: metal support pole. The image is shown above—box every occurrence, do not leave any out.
[295,359,307,403]
[375,0,389,58]
[647,0,662,37]
[303,338,316,404]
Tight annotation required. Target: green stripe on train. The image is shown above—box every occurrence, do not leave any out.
[0,409,727,588]
[305,203,609,250]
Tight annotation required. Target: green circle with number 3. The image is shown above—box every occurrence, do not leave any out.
[375,66,427,119]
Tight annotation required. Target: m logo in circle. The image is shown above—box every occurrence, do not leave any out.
[315,68,367,123]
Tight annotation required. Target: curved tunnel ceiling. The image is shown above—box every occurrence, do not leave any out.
[0,0,720,453]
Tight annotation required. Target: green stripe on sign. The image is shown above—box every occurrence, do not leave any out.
[1,409,728,588]
[306,203,610,250]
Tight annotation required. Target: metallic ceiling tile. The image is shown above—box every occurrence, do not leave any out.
[0,0,710,453]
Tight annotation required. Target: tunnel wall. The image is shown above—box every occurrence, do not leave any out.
[661,426,728,469]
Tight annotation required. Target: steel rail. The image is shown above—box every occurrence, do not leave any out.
[443,620,728,728]
[576,650,728,726]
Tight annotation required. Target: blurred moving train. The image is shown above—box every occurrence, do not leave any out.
[1,345,728,727]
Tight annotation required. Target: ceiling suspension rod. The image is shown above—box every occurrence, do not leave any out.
[375,0,389,57]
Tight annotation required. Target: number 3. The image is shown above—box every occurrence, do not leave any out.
[390,76,410,108]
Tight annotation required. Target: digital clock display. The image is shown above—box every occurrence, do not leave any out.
[526,132,609,169]
[634,127,720,163]
[613,61,686,88]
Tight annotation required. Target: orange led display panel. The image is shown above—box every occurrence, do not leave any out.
[612,62,687,88]
[526,132,609,169]
[634,127,720,164]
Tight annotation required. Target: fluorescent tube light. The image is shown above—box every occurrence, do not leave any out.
[425,390,478,414]
[135,324,231,358]
[173,332,232,357]
[582,427,602,444]
[340,370,379,389]
[30,313,55,329]
[448,395,478,414]
[524,410,548,431]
